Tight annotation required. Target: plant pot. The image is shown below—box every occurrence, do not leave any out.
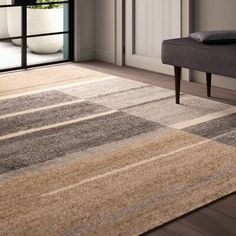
[7,6,22,45]
[0,0,9,38]
[27,8,64,54]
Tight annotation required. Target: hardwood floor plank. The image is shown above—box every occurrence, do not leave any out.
[208,194,236,219]
[144,221,207,236]
[142,191,236,236]
[144,228,173,236]
[178,208,236,236]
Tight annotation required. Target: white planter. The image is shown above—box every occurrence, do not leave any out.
[27,8,64,54]
[0,0,9,38]
[7,6,22,45]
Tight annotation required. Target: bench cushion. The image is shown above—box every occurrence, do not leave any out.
[162,38,236,78]
[190,30,236,44]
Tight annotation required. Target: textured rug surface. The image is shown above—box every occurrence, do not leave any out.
[0,71,235,236]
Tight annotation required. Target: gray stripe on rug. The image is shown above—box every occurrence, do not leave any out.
[0,112,161,174]
[215,130,236,147]
[0,102,109,136]
[184,113,236,144]
[0,90,77,115]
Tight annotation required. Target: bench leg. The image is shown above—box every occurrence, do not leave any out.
[206,73,212,97]
[174,66,181,104]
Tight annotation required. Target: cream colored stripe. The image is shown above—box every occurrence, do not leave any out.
[170,107,236,130]
[0,99,85,120]
[0,76,117,101]
[0,110,117,141]
[42,131,235,197]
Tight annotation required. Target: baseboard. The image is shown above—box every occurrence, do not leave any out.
[95,49,115,64]
[76,49,95,62]
[75,49,115,64]
[192,71,236,91]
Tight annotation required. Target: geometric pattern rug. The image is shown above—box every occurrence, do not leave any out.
[0,69,235,235]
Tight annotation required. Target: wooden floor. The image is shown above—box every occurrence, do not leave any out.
[144,194,236,236]
[76,61,236,236]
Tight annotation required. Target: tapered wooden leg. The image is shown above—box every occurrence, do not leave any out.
[174,66,181,104]
[206,73,212,97]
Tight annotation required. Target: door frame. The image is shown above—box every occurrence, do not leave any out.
[115,0,193,80]
[0,0,74,73]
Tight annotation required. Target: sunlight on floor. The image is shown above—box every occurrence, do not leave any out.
[0,40,63,70]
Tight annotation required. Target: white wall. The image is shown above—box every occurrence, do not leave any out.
[75,0,95,61]
[192,0,236,90]
[95,0,116,63]
[75,0,116,63]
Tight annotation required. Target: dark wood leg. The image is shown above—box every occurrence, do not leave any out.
[174,66,181,104]
[206,73,212,97]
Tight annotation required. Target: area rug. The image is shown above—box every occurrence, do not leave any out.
[0,72,235,236]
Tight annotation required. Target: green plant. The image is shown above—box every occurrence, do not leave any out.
[27,0,62,9]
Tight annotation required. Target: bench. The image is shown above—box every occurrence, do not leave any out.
[161,37,236,104]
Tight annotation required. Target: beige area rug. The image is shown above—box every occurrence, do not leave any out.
[0,67,235,236]
[0,63,113,97]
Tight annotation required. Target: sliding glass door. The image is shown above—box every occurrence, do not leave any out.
[0,0,74,72]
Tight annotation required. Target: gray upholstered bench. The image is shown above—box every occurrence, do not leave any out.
[162,38,236,104]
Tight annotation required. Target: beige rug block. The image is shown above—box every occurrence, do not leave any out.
[0,131,235,236]
[0,63,110,97]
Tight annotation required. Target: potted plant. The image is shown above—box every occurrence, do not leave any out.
[7,0,64,53]
[27,0,64,54]
[7,0,38,45]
